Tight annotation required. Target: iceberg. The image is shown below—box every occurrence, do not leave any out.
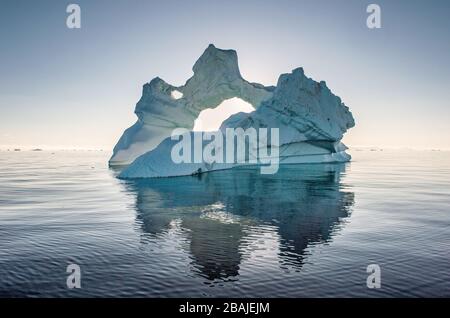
[113,44,355,178]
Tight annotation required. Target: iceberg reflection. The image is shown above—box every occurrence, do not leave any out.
[123,163,354,282]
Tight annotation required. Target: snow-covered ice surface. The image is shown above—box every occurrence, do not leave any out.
[113,45,355,178]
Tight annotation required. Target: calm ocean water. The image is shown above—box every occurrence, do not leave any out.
[0,149,449,297]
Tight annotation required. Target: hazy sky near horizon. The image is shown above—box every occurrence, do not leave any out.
[1,0,449,149]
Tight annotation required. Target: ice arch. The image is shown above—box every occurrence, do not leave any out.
[109,44,274,166]
[193,98,255,132]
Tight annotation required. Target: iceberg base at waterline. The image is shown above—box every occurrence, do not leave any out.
[118,133,350,179]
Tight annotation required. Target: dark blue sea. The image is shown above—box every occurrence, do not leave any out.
[0,149,449,297]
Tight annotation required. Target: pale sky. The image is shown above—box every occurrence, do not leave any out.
[1,0,449,149]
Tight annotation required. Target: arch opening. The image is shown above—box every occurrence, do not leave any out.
[193,97,255,132]
[171,90,183,99]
